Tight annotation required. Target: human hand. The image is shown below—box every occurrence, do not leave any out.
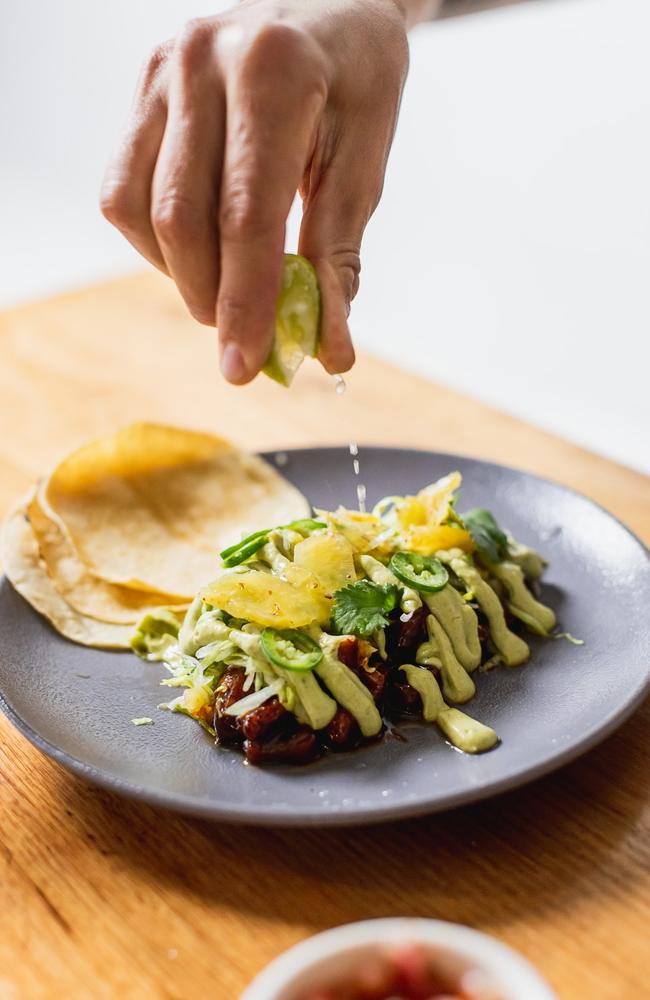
[100,0,410,383]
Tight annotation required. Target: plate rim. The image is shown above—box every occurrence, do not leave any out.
[1,446,649,827]
[2,674,649,827]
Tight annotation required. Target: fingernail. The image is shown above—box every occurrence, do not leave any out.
[220,343,247,383]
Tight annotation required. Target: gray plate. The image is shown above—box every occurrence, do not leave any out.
[1,448,649,827]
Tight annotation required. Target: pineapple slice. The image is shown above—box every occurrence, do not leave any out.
[395,496,428,528]
[417,472,462,521]
[395,473,462,532]
[202,569,332,628]
[316,508,389,555]
[402,523,474,556]
[293,531,357,596]
[390,472,473,554]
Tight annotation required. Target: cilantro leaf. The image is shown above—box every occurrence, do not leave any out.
[462,508,508,564]
[331,581,401,636]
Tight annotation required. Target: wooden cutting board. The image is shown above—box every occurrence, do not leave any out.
[0,272,648,1000]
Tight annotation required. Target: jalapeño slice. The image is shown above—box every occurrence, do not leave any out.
[220,529,270,568]
[260,627,323,672]
[390,551,449,593]
[281,518,326,535]
[220,519,326,566]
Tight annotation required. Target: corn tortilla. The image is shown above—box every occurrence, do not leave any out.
[41,423,310,600]
[2,495,132,649]
[27,485,188,625]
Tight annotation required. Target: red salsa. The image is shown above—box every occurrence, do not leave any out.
[297,943,493,1000]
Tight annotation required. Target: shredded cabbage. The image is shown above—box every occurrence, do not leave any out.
[224,679,284,717]
[128,474,565,758]
[552,632,585,645]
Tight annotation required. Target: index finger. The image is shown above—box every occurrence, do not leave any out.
[216,25,327,384]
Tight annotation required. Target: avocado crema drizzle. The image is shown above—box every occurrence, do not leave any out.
[131,516,562,758]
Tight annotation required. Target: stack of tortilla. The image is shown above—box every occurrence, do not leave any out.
[2,423,309,648]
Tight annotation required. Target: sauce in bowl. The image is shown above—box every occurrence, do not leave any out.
[297,942,500,1000]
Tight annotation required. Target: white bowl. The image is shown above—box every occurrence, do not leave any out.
[241,918,558,1000]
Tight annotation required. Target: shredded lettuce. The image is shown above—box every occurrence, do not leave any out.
[126,473,572,758]
[552,632,585,645]
[195,637,238,667]
[224,678,284,717]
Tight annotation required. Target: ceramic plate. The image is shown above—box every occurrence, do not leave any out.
[1,448,648,826]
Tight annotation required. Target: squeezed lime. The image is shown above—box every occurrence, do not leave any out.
[263,253,321,387]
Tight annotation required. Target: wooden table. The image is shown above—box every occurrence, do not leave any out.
[1,273,648,1000]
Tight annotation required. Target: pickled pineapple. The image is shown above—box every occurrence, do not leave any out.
[316,507,391,555]
[202,569,332,628]
[402,523,474,556]
[392,473,473,554]
[294,531,357,595]
[395,473,462,532]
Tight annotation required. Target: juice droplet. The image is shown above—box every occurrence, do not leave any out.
[349,438,365,509]
[333,381,366,512]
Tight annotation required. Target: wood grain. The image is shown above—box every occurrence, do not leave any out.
[0,272,648,1000]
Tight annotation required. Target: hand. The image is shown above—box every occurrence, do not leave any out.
[100,0,410,384]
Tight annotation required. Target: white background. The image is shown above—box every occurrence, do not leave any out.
[1,0,648,472]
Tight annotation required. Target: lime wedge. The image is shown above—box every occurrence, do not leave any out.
[263,253,321,387]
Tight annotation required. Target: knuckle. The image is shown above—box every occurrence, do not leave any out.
[141,41,172,88]
[186,301,215,327]
[219,189,278,244]
[217,293,249,332]
[175,17,214,67]
[99,179,137,231]
[151,193,204,244]
[331,247,362,303]
[248,22,307,62]
[243,22,325,84]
